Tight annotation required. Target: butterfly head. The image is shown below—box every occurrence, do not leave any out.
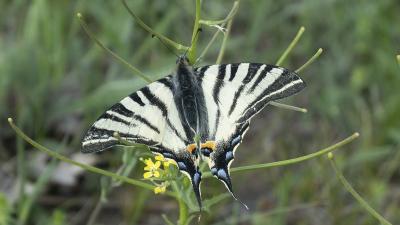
[176,55,190,66]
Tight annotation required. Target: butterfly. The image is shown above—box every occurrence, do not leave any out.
[81,56,306,210]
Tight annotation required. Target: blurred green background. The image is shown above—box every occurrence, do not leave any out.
[1,0,399,224]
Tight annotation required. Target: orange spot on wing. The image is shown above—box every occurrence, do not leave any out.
[186,144,197,153]
[201,141,216,151]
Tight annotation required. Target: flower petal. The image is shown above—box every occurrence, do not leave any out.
[164,162,170,167]
[160,186,166,193]
[144,165,151,171]
[155,155,164,161]
[154,161,161,169]
[143,171,153,179]
[153,171,160,178]
[144,158,154,167]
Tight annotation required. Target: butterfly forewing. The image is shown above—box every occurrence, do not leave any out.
[82,76,188,153]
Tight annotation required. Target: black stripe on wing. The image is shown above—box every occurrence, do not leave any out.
[209,65,226,139]
[139,86,189,144]
[129,92,145,106]
[248,64,274,92]
[228,63,239,81]
[242,63,261,83]
[101,113,130,126]
[239,70,305,122]
[132,115,160,133]
[228,85,245,116]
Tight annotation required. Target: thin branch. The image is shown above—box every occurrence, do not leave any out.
[295,48,323,73]
[203,132,359,178]
[120,0,189,52]
[276,26,305,66]
[197,0,240,64]
[199,1,239,26]
[328,153,393,225]
[216,16,234,64]
[7,118,176,198]
[269,101,307,113]
[76,13,152,83]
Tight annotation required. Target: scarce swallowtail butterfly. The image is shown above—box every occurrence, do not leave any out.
[82,56,306,210]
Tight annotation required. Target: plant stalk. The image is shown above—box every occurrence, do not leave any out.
[203,132,359,178]
[328,153,392,225]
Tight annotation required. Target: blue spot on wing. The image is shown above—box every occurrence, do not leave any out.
[211,167,218,176]
[217,169,228,180]
[178,162,187,171]
[231,135,241,146]
[225,151,234,161]
[193,171,202,185]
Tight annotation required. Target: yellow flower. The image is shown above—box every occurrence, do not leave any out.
[143,158,161,179]
[155,154,174,168]
[154,183,167,194]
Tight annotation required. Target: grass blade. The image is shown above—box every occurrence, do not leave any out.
[276,26,305,66]
[328,153,393,225]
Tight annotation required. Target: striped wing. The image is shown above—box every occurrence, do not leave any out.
[82,75,204,208]
[195,63,305,199]
[81,75,192,159]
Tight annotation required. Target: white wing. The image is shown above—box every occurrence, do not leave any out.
[82,75,189,155]
[195,63,305,197]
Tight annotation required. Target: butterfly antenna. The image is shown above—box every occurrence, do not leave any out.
[153,35,179,58]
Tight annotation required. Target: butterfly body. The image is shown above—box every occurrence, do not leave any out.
[82,57,306,209]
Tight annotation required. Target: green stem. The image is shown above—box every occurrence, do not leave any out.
[276,26,305,66]
[269,101,307,113]
[7,118,176,198]
[76,13,152,83]
[203,132,359,178]
[18,154,58,225]
[187,0,201,64]
[86,199,103,225]
[295,48,323,73]
[121,0,189,52]
[172,182,188,225]
[16,119,26,214]
[196,1,240,65]
[328,153,393,225]
[178,196,188,225]
[199,1,239,26]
